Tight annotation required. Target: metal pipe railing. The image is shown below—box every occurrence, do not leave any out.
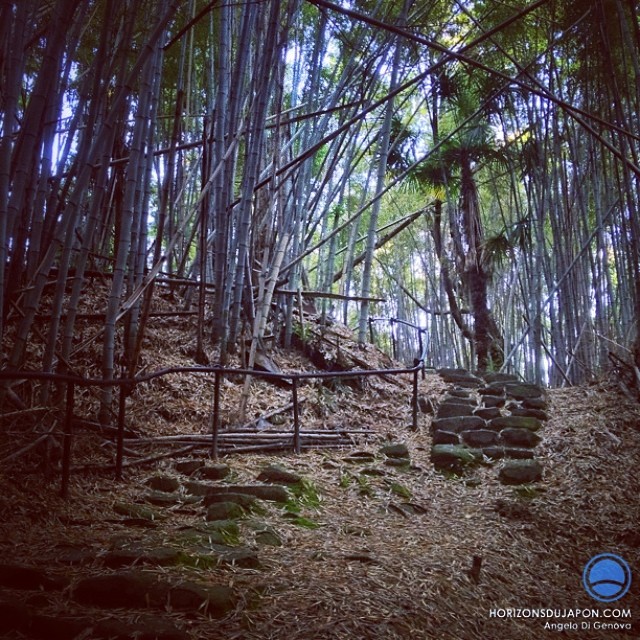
[1,335,428,498]
[369,316,428,377]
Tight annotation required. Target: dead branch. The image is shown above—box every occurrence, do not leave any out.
[71,444,199,471]
[0,426,56,463]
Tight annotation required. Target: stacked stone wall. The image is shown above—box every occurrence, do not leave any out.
[427,369,548,484]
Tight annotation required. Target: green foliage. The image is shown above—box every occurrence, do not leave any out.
[282,513,322,529]
[482,231,512,270]
[279,478,323,529]
[288,478,322,510]
[386,481,412,500]
[312,144,330,177]
[356,474,375,498]
[177,551,217,570]
[292,321,312,344]
[339,472,352,488]
[6,0,639,389]
[483,216,532,270]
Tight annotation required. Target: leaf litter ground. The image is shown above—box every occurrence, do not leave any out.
[1,299,640,639]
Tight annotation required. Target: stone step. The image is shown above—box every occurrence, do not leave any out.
[72,570,235,616]
[184,481,290,502]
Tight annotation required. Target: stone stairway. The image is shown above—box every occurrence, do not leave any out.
[0,449,427,640]
[427,368,548,484]
[0,462,304,640]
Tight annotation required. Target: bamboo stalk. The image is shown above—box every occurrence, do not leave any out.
[124,429,371,443]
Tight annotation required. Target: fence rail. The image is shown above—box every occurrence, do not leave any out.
[368,317,428,361]
[1,342,427,498]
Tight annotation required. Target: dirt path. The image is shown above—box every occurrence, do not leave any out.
[1,375,639,639]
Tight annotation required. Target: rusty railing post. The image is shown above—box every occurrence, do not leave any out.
[211,369,221,459]
[60,381,75,498]
[292,377,300,454]
[389,318,396,360]
[418,329,426,379]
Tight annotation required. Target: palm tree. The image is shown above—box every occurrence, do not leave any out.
[411,73,506,371]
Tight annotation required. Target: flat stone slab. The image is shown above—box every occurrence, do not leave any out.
[483,446,535,460]
[203,492,257,509]
[433,430,460,445]
[185,482,289,503]
[257,464,302,484]
[143,490,190,507]
[436,403,475,418]
[145,474,181,493]
[503,382,545,400]
[481,395,506,408]
[175,460,205,475]
[444,376,483,388]
[360,467,387,477]
[191,544,261,569]
[461,429,499,447]
[249,522,283,547]
[55,546,97,565]
[482,446,505,460]
[166,579,237,613]
[73,571,165,609]
[478,386,506,397]
[509,407,549,421]
[432,416,486,434]
[499,460,543,484]
[490,416,542,431]
[255,530,282,546]
[482,372,520,383]
[0,564,68,591]
[523,397,548,410]
[500,427,542,448]
[343,451,376,464]
[436,367,468,376]
[447,389,473,399]
[438,369,483,386]
[504,447,536,459]
[384,457,411,468]
[417,395,435,414]
[431,444,483,471]
[73,571,234,616]
[441,396,477,406]
[174,521,240,548]
[173,527,226,547]
[379,443,410,458]
[118,518,159,529]
[474,407,501,420]
[113,502,164,521]
[214,546,260,568]
[206,501,246,521]
[199,464,231,480]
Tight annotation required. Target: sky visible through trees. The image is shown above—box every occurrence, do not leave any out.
[1,0,640,392]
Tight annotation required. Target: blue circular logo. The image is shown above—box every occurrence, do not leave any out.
[583,553,632,602]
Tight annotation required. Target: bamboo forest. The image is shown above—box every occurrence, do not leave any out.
[2,0,640,386]
[2,3,640,639]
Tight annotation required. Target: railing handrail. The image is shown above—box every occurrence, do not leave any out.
[0,356,427,387]
[2,329,429,498]
[369,316,427,333]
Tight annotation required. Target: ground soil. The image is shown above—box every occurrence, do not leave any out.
[1,304,639,640]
